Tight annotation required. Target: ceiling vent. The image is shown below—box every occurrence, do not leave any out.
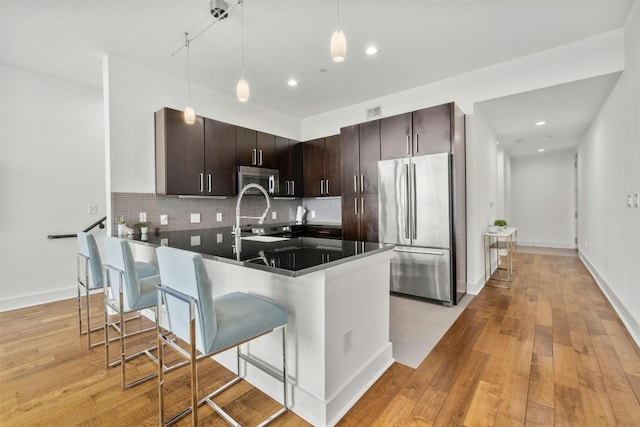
[366,106,381,119]
[210,0,229,19]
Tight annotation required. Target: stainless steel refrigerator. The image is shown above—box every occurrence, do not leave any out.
[378,152,455,305]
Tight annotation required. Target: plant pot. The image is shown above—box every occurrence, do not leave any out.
[117,224,126,236]
[487,225,498,233]
[140,227,149,234]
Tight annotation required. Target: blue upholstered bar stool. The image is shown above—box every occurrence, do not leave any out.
[156,246,289,427]
[76,231,158,348]
[103,237,163,390]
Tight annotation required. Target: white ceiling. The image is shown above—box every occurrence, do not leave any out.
[477,72,622,157]
[0,1,634,154]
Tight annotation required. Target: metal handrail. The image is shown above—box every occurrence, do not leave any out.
[48,216,107,239]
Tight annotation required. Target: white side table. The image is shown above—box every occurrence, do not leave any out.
[483,227,517,288]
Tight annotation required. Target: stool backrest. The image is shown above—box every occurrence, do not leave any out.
[77,231,103,288]
[156,246,217,354]
[104,237,143,311]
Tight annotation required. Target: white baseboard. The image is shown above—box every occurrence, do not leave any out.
[579,251,640,348]
[518,240,576,249]
[467,275,486,295]
[0,286,76,312]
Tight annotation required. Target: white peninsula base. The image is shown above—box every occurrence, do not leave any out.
[133,242,394,426]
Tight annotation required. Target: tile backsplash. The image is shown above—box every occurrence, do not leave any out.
[112,193,342,232]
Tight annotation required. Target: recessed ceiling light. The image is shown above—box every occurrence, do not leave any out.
[365,46,378,55]
[287,79,298,87]
[535,121,546,126]
[538,148,545,152]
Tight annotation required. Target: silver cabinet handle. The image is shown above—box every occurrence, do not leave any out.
[286,180,290,195]
[354,197,358,215]
[268,175,275,193]
[199,173,204,192]
[252,148,257,165]
[361,197,364,215]
[360,174,364,192]
[326,179,330,194]
[291,181,295,195]
[258,149,263,166]
[207,174,212,193]
[406,135,410,155]
[353,175,358,193]
[415,134,419,153]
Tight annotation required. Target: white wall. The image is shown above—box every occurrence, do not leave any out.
[577,1,640,345]
[510,151,577,248]
[0,66,106,310]
[465,110,499,294]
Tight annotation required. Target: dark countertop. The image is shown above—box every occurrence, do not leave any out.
[128,226,392,277]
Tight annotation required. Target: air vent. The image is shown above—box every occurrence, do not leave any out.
[366,106,381,119]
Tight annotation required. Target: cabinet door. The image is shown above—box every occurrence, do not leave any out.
[303,138,325,197]
[360,194,379,242]
[236,127,257,166]
[324,134,341,196]
[275,136,291,196]
[290,141,304,197]
[342,195,378,242]
[257,131,276,168]
[341,196,360,241]
[412,103,451,156]
[340,125,359,196]
[359,120,380,193]
[157,108,205,195]
[380,113,411,160]
[204,118,237,196]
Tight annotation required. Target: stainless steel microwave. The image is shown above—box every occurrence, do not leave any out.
[237,166,279,194]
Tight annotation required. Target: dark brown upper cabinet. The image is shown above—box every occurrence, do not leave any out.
[155,107,204,196]
[275,136,303,197]
[204,118,237,196]
[237,128,276,168]
[155,108,238,196]
[380,102,456,160]
[303,135,341,197]
[412,104,452,156]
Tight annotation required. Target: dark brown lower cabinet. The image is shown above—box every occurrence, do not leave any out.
[342,194,378,242]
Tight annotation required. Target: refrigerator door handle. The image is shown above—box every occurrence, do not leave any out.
[412,162,418,240]
[404,164,410,239]
[393,247,445,256]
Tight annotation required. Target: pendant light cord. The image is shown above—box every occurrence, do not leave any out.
[185,33,191,103]
[240,0,245,79]
[336,0,341,29]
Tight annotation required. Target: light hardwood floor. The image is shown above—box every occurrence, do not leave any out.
[2,252,639,426]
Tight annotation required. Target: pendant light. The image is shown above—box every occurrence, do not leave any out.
[183,33,196,124]
[236,0,250,102]
[330,0,347,62]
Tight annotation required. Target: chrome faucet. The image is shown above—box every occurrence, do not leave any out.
[233,183,271,257]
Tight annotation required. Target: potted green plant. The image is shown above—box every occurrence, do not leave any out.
[117,216,126,236]
[133,222,151,234]
[494,219,508,230]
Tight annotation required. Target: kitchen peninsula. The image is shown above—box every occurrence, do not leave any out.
[128,227,394,426]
